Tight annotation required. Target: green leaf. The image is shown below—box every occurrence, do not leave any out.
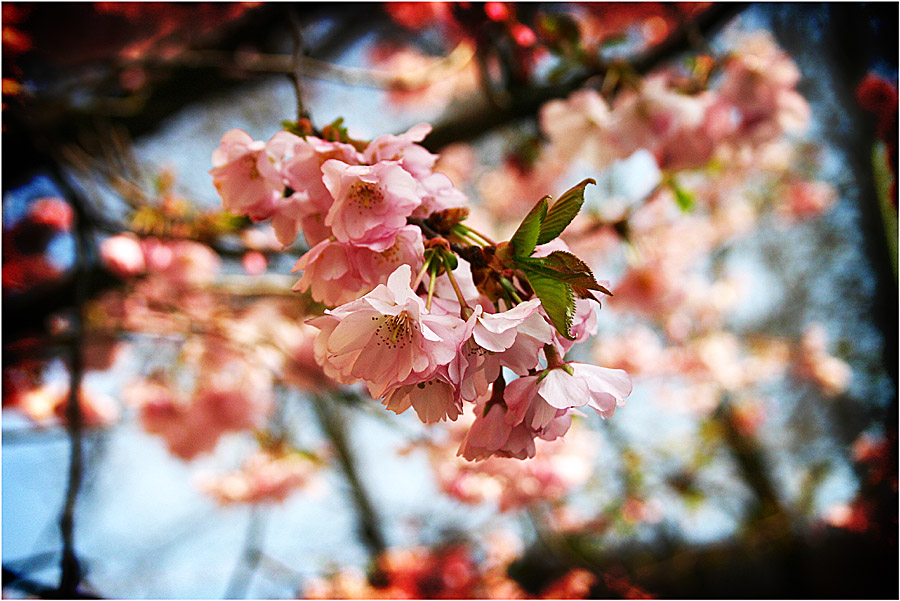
[520,267,575,339]
[517,251,611,295]
[536,178,595,245]
[509,196,549,258]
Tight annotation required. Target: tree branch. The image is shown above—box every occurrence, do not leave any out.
[421,3,748,152]
[310,393,387,565]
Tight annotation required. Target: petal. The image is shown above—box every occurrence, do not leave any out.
[538,368,590,409]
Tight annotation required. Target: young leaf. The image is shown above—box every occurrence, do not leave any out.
[536,178,596,245]
[517,251,611,295]
[520,267,576,340]
[509,195,549,258]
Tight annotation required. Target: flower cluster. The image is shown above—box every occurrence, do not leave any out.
[211,123,632,460]
[303,537,597,599]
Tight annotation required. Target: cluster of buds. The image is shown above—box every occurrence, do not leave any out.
[211,121,631,461]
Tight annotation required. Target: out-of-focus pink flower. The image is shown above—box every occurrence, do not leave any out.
[368,44,480,111]
[322,160,422,251]
[126,366,272,461]
[540,88,616,167]
[82,334,127,371]
[195,448,322,505]
[282,322,340,392]
[141,237,220,288]
[719,32,810,143]
[779,180,837,221]
[241,250,267,275]
[793,324,852,396]
[433,143,476,188]
[100,233,146,277]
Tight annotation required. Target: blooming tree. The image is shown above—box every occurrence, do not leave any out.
[2,3,896,599]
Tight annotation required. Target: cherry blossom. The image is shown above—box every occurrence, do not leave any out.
[322,159,422,251]
[309,264,465,398]
[210,129,286,221]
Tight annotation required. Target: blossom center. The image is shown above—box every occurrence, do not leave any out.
[348,181,383,211]
[373,312,417,348]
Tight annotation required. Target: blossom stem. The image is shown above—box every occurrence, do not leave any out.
[544,344,566,370]
[453,223,495,247]
[412,257,432,290]
[426,267,437,311]
[442,255,472,318]
[499,276,523,305]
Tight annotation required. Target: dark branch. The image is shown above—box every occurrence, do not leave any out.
[421,3,749,152]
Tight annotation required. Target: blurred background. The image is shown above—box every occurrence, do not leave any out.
[2,3,897,599]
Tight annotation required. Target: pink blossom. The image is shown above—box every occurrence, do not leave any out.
[381,368,462,423]
[457,403,532,461]
[292,239,367,307]
[472,299,555,376]
[506,363,632,429]
[322,160,422,251]
[293,226,424,308]
[362,122,437,180]
[443,299,554,406]
[309,264,465,398]
[276,135,364,246]
[549,298,598,357]
[414,172,468,217]
[210,129,285,221]
[351,224,425,289]
[458,399,572,462]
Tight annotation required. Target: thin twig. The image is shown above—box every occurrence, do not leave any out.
[287,6,310,123]
[52,167,94,598]
[224,506,270,599]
